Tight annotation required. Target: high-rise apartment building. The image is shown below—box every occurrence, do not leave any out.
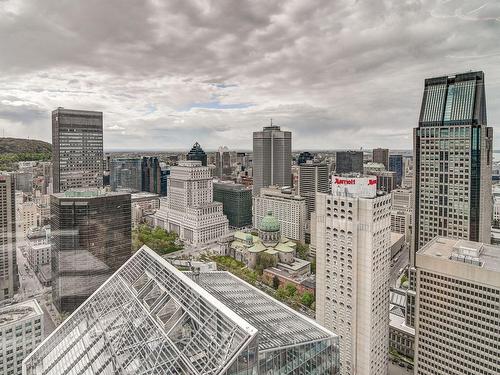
[253,186,307,243]
[412,71,492,261]
[372,148,389,169]
[50,190,131,313]
[51,108,104,193]
[298,161,329,220]
[414,237,500,374]
[335,151,364,174]
[110,157,142,192]
[0,174,19,300]
[153,161,228,244]
[215,146,232,178]
[316,175,391,375]
[186,141,208,166]
[389,154,404,187]
[24,245,341,374]
[1,299,43,375]
[213,181,252,228]
[252,125,292,195]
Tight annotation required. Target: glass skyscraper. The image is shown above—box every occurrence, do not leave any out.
[412,71,492,260]
[110,157,142,192]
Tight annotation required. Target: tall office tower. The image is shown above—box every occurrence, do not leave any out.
[335,151,363,174]
[298,161,329,219]
[186,141,208,166]
[252,124,292,195]
[52,108,104,193]
[316,175,392,375]
[110,157,142,192]
[372,148,389,169]
[414,238,500,375]
[253,186,307,243]
[153,161,228,245]
[213,181,252,228]
[0,174,19,300]
[215,146,232,178]
[412,71,493,261]
[389,154,403,187]
[14,171,33,193]
[0,299,43,375]
[24,245,340,374]
[376,171,396,193]
[297,151,314,165]
[50,190,131,313]
[141,156,162,194]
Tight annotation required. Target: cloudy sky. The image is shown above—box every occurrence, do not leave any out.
[1,0,499,151]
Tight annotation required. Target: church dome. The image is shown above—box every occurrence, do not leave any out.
[260,211,280,232]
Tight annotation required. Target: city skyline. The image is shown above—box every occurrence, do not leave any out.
[1,1,500,150]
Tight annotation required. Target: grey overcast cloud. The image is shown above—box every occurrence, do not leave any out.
[1,0,500,150]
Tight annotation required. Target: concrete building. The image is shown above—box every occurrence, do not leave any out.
[412,71,492,259]
[0,300,43,375]
[153,161,228,245]
[363,162,386,175]
[414,237,500,374]
[316,175,391,375]
[391,189,412,241]
[51,108,104,193]
[23,246,340,374]
[252,124,292,196]
[14,172,33,194]
[110,157,142,192]
[16,202,40,238]
[0,174,19,300]
[335,151,363,174]
[253,186,307,243]
[131,192,160,227]
[389,288,415,360]
[372,148,389,169]
[50,190,132,313]
[376,171,396,193]
[25,227,50,273]
[213,181,252,228]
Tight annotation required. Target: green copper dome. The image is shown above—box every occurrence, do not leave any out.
[260,211,280,232]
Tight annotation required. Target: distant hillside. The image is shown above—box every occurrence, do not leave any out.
[0,138,51,171]
[0,137,51,154]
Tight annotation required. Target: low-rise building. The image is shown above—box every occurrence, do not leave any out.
[0,300,44,375]
[389,288,415,360]
[131,192,160,227]
[25,227,50,272]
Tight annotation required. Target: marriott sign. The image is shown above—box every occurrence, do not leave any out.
[332,176,377,198]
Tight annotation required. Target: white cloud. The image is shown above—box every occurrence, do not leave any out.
[0,0,499,150]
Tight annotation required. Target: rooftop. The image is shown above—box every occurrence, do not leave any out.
[53,189,130,199]
[0,299,43,328]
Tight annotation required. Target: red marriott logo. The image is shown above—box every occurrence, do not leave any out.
[368,179,377,185]
[335,178,355,185]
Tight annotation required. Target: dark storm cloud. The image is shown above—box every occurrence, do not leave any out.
[0,0,499,149]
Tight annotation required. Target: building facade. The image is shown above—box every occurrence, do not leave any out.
[252,125,292,195]
[412,71,492,260]
[335,151,364,174]
[110,157,142,192]
[23,246,340,374]
[16,202,40,238]
[414,237,500,374]
[389,154,404,187]
[0,174,19,300]
[50,190,132,313]
[186,142,208,166]
[372,148,389,169]
[51,108,104,193]
[153,161,228,245]
[316,176,391,375]
[141,156,162,194]
[298,161,330,220]
[253,186,306,243]
[0,300,43,375]
[215,146,232,178]
[376,171,396,193]
[213,181,252,228]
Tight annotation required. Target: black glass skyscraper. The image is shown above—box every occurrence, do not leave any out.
[186,142,207,166]
[389,155,403,187]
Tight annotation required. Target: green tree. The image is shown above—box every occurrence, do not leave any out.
[295,243,309,260]
[284,283,297,297]
[301,291,314,307]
